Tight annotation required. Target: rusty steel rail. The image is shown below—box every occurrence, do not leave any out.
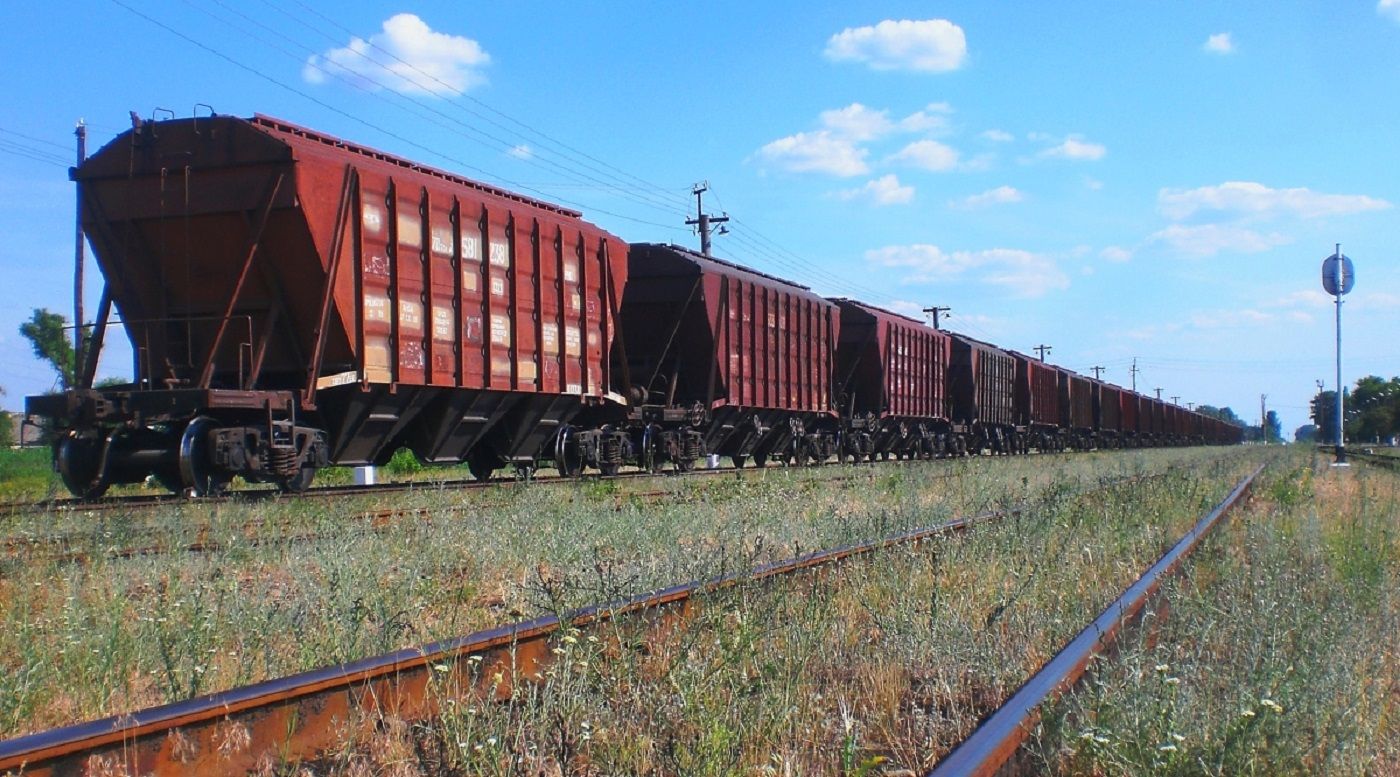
[1,485,700,568]
[0,487,1028,776]
[927,463,1264,777]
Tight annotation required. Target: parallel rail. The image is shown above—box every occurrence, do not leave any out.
[927,463,1263,776]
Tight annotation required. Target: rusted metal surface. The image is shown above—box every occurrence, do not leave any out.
[0,486,1015,776]
[1094,381,1124,437]
[1010,351,1059,429]
[926,464,1263,777]
[624,243,838,416]
[948,335,1016,429]
[833,299,950,423]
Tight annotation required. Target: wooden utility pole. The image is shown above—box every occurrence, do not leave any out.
[1130,358,1140,392]
[685,182,728,257]
[923,306,951,329]
[1091,366,1104,380]
[1034,344,1052,361]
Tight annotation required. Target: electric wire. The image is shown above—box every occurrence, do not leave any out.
[105,0,685,234]
[187,0,691,222]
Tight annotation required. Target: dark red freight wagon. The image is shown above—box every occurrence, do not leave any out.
[1120,390,1142,445]
[1093,381,1125,447]
[832,299,951,460]
[948,335,1017,454]
[1058,370,1095,449]
[621,243,839,466]
[1011,350,1063,451]
[28,114,628,495]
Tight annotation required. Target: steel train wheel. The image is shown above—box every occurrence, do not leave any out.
[57,430,111,500]
[279,467,316,493]
[554,425,583,477]
[178,416,230,497]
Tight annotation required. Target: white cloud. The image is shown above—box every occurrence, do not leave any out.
[1148,223,1291,257]
[890,139,960,171]
[1100,246,1133,263]
[1038,136,1107,161]
[1158,181,1392,221]
[837,174,915,205]
[819,103,895,141]
[304,14,490,96]
[981,129,1014,143]
[864,244,1069,297]
[824,19,968,72]
[1083,176,1105,191]
[507,144,532,160]
[955,185,1022,208]
[755,131,869,176]
[899,103,955,134]
[886,300,930,319]
[1380,0,1400,23]
[1204,33,1235,54]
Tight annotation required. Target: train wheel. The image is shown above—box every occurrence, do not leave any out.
[752,452,768,468]
[178,417,230,497]
[57,430,110,500]
[554,426,583,477]
[279,466,316,494]
[641,424,665,473]
[732,454,747,469]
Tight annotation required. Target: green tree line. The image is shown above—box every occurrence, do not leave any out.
[1311,375,1400,445]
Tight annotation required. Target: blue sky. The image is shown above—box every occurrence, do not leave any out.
[2,2,1398,434]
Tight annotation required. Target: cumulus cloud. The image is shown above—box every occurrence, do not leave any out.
[864,244,1069,297]
[1204,33,1235,54]
[755,103,966,176]
[1158,181,1392,221]
[1100,246,1133,262]
[981,129,1014,143]
[824,19,968,72]
[818,103,896,141]
[1148,223,1291,257]
[836,174,915,205]
[899,103,955,134]
[507,144,532,160]
[754,131,869,176]
[954,185,1022,208]
[890,139,960,171]
[1380,0,1400,22]
[1038,136,1107,161]
[304,14,490,96]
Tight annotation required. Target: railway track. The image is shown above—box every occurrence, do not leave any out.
[0,463,972,568]
[930,463,1263,775]
[0,464,1248,776]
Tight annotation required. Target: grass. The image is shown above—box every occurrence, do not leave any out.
[1024,450,1400,775]
[311,450,1266,775]
[0,447,1253,740]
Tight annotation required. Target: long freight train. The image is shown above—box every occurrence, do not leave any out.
[27,115,1242,497]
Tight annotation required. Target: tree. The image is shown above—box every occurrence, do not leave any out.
[19,308,80,390]
[1294,424,1317,443]
[1311,390,1344,444]
[1264,410,1283,444]
[1348,375,1399,443]
[1196,405,1245,426]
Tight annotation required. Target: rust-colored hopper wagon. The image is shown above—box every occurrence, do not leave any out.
[831,300,951,461]
[1093,380,1125,449]
[621,244,840,467]
[29,115,628,495]
[1011,350,1063,452]
[947,335,1017,454]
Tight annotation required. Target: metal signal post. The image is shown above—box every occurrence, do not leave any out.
[1321,244,1355,465]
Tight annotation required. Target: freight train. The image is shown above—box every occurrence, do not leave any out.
[27,114,1242,498]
